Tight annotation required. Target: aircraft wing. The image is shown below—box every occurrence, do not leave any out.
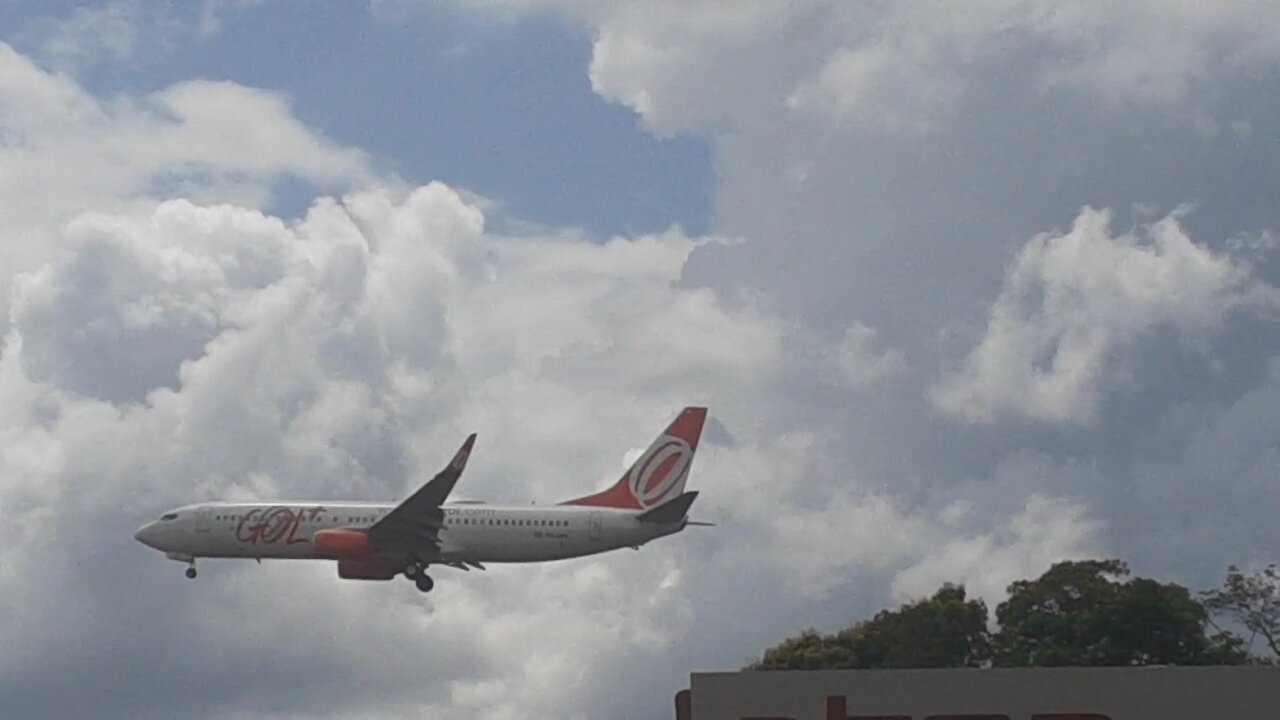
[368,433,476,557]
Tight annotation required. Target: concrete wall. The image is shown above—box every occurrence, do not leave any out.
[677,667,1280,720]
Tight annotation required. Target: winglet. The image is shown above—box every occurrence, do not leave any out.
[451,433,477,472]
[368,433,478,549]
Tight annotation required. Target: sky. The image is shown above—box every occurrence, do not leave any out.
[2,1,1279,719]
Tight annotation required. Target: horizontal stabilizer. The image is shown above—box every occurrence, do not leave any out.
[636,491,699,524]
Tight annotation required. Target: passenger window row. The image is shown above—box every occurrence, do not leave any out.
[205,514,571,527]
[444,518,569,527]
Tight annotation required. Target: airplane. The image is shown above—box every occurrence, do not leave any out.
[134,407,709,593]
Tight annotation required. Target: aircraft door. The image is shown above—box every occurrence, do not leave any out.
[589,512,602,542]
[195,508,211,533]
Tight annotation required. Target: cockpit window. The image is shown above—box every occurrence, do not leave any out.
[160,513,179,521]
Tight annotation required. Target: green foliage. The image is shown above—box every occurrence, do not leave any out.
[748,584,990,670]
[1203,564,1280,661]
[994,560,1248,667]
[748,559,1253,671]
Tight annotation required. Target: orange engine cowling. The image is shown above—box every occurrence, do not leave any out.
[312,529,373,559]
[337,558,399,581]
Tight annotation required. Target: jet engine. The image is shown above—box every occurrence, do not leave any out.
[337,558,399,580]
[312,528,373,559]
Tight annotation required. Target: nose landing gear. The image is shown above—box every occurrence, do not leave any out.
[166,553,198,579]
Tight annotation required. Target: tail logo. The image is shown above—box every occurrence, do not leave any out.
[628,436,693,509]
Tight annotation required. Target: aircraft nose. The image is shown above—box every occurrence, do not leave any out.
[134,522,160,549]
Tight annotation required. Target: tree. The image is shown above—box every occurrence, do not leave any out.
[994,559,1248,667]
[747,559,1252,672]
[1203,564,1280,661]
[748,584,991,670]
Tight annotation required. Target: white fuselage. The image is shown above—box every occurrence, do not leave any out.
[135,501,683,565]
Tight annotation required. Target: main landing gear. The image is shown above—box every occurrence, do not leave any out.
[404,562,434,593]
[185,566,197,579]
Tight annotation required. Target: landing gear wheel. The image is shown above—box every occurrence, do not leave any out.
[185,566,197,579]
[415,574,435,593]
[404,563,421,579]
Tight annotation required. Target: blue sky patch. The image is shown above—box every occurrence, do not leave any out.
[3,1,711,236]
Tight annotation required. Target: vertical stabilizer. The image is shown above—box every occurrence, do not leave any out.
[562,407,707,510]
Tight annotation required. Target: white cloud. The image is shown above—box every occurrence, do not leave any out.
[32,1,147,68]
[0,43,372,284]
[14,1,257,70]
[932,206,1279,424]
[197,0,266,39]
[833,322,907,391]
[890,494,1101,606]
[11,202,294,402]
[772,487,1099,605]
[697,429,1100,604]
[443,0,1280,135]
[785,41,964,134]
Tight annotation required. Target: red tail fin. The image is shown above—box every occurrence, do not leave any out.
[562,407,707,510]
